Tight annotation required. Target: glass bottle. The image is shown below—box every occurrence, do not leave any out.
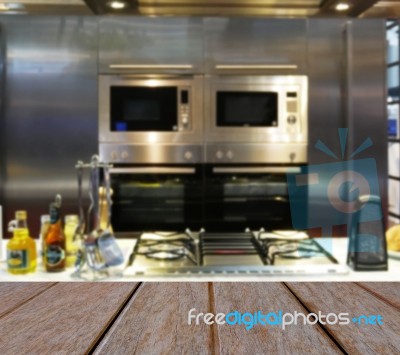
[64,214,79,268]
[99,186,113,233]
[44,202,66,272]
[7,210,37,274]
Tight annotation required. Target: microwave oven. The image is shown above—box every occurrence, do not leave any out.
[99,75,204,164]
[204,75,308,164]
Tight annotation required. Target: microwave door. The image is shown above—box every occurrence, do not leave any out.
[216,91,278,128]
[110,86,178,132]
[99,75,204,152]
[205,75,308,149]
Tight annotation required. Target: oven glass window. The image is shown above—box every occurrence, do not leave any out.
[110,86,178,131]
[217,91,278,127]
[111,169,203,232]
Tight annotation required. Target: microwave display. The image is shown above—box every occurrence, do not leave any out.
[110,86,178,132]
[217,91,278,127]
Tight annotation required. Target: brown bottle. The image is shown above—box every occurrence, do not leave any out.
[44,202,66,272]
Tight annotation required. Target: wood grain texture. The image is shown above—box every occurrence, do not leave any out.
[93,283,213,355]
[0,283,55,318]
[0,282,137,354]
[357,283,400,310]
[285,283,400,355]
[212,282,342,355]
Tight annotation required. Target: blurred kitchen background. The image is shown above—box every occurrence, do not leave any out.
[0,1,397,239]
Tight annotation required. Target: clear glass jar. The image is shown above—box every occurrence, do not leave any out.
[64,215,80,268]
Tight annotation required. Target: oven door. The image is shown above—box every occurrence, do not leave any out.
[110,166,203,232]
[99,75,203,145]
[204,165,302,232]
[205,75,308,144]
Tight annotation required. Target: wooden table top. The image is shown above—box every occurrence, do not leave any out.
[0,282,398,354]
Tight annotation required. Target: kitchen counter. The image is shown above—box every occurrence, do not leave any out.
[0,238,399,281]
[0,282,399,354]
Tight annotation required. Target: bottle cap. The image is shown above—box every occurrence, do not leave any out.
[15,211,27,220]
[41,214,50,224]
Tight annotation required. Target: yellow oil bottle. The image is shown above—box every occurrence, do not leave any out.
[7,211,37,274]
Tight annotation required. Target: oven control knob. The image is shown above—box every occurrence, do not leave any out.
[182,116,189,125]
[184,150,193,161]
[226,150,234,160]
[216,150,224,160]
[111,151,118,161]
[121,151,129,160]
[287,115,297,125]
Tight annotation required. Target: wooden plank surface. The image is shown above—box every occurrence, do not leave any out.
[0,282,398,354]
[93,283,213,355]
[285,283,400,355]
[212,282,342,354]
[0,282,138,354]
[0,283,55,318]
[357,282,400,310]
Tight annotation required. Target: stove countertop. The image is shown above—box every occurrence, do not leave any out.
[1,237,399,281]
[123,237,400,281]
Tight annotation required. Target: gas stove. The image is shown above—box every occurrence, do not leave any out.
[125,229,348,277]
[127,230,199,271]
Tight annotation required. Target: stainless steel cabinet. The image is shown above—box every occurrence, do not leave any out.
[98,17,204,74]
[204,18,307,75]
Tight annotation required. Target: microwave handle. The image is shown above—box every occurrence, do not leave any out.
[109,64,194,70]
[212,167,301,174]
[215,64,298,70]
[110,167,196,175]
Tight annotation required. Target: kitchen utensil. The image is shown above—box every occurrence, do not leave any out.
[85,235,107,271]
[97,164,124,266]
[74,162,85,242]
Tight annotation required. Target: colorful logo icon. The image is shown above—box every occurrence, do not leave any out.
[287,128,382,234]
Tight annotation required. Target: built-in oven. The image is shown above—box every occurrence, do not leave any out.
[204,165,303,232]
[99,75,204,164]
[205,75,308,164]
[109,166,204,232]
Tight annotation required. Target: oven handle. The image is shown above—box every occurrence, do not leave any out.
[109,64,194,70]
[110,167,196,175]
[215,64,298,70]
[212,167,301,174]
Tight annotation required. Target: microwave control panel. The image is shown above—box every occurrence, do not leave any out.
[285,91,301,134]
[178,88,191,131]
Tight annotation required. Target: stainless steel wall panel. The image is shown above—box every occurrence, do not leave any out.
[348,20,387,221]
[98,17,204,74]
[0,16,98,236]
[204,18,307,75]
[307,19,387,231]
[0,24,6,210]
[307,19,346,165]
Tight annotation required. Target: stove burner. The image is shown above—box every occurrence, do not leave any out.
[264,240,326,264]
[135,230,198,265]
[256,230,332,265]
[144,251,187,261]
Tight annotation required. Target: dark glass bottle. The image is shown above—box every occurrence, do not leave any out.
[44,202,66,272]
